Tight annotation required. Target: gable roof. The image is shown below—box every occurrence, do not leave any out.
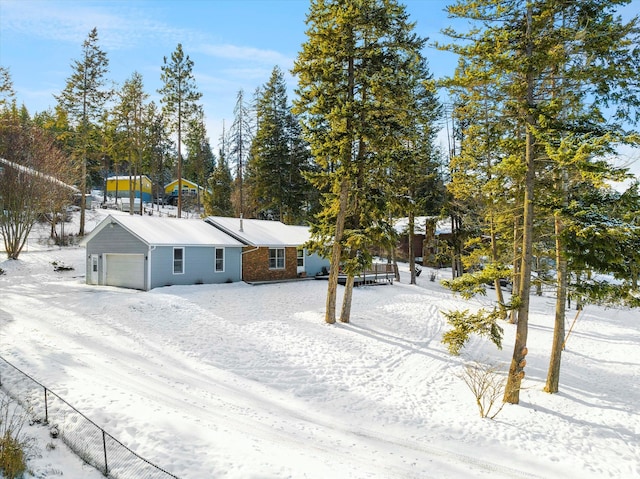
[205,216,310,247]
[164,178,205,189]
[81,214,243,247]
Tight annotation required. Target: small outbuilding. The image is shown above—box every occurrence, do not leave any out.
[105,175,153,203]
[205,216,330,283]
[82,214,243,290]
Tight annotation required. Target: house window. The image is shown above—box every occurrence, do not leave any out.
[297,248,305,268]
[173,247,184,274]
[215,247,224,272]
[269,248,285,269]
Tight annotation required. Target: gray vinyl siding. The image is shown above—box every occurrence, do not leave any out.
[85,223,148,255]
[85,223,149,289]
[149,245,242,289]
[85,220,243,290]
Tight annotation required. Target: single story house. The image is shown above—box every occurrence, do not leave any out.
[106,175,153,203]
[81,214,243,290]
[205,216,330,283]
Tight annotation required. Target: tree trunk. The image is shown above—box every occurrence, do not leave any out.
[504,5,535,405]
[490,216,507,319]
[510,212,521,324]
[409,210,416,284]
[340,275,355,323]
[545,210,567,393]
[325,179,349,324]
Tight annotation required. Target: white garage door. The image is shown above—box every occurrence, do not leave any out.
[105,254,145,290]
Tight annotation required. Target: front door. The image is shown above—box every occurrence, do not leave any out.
[89,254,100,284]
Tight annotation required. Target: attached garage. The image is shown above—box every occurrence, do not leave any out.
[105,254,145,290]
[81,214,243,291]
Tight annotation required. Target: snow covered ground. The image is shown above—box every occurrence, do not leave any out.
[1,208,638,478]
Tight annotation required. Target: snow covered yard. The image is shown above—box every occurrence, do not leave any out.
[0,210,639,478]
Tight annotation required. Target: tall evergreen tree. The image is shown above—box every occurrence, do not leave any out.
[228,89,254,217]
[55,27,110,235]
[114,72,148,214]
[185,107,215,213]
[159,43,202,218]
[440,0,640,403]
[294,0,438,323]
[145,101,175,208]
[0,66,15,108]
[247,66,311,224]
[204,148,234,217]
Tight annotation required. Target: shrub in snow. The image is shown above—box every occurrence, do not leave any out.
[460,360,507,419]
[0,397,33,479]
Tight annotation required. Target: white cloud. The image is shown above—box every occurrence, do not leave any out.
[199,43,292,67]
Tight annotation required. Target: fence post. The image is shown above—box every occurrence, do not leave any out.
[44,387,49,424]
[103,430,109,475]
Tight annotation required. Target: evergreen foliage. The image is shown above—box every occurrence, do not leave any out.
[439,0,640,402]
[228,89,254,217]
[185,107,215,212]
[247,66,311,224]
[55,27,110,235]
[294,0,440,323]
[204,149,234,217]
[441,308,504,356]
[159,43,202,218]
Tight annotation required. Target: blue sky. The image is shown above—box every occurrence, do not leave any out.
[0,0,459,144]
[1,0,638,178]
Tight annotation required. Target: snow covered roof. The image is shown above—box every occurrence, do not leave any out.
[393,216,452,236]
[205,216,311,247]
[106,175,151,181]
[82,214,244,247]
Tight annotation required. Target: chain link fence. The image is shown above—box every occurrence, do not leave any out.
[0,356,180,479]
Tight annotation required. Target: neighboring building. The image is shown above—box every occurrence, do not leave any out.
[82,214,243,290]
[393,216,452,266]
[205,216,330,283]
[106,175,153,203]
[164,179,209,206]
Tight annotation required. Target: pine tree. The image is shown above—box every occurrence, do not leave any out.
[440,0,640,402]
[55,27,110,235]
[204,148,234,217]
[228,89,254,217]
[0,66,15,108]
[294,0,437,323]
[247,66,311,224]
[185,107,215,213]
[114,72,148,214]
[145,101,175,208]
[159,43,202,218]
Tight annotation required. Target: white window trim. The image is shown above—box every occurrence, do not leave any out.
[215,247,225,273]
[173,247,185,275]
[269,248,285,270]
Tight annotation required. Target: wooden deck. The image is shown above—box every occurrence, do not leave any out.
[316,263,398,287]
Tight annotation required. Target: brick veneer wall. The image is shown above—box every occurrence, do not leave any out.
[242,246,299,282]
